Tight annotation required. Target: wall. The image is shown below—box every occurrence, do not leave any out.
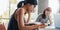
[58,0,60,13]
[38,0,48,14]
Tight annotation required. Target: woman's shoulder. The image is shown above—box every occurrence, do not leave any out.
[16,8,25,14]
[38,13,42,17]
[37,13,43,19]
[17,8,24,11]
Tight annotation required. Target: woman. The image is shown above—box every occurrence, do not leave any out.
[36,7,52,26]
[7,0,41,30]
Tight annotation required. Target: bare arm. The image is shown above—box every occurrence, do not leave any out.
[16,8,40,30]
[27,13,31,23]
[16,8,24,30]
[48,16,53,24]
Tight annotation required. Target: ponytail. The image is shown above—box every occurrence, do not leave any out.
[17,0,37,8]
[17,1,25,8]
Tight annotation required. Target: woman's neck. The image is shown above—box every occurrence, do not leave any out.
[21,5,28,14]
[22,5,28,10]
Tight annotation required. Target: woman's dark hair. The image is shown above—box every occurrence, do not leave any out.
[17,0,37,8]
[42,7,51,19]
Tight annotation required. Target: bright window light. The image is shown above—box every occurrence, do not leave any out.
[48,0,59,13]
[48,0,59,28]
[0,0,9,16]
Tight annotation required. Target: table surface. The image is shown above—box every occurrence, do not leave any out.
[38,25,55,30]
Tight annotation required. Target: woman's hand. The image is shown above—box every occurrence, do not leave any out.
[32,24,40,29]
[48,16,53,25]
[49,20,53,25]
[32,24,47,29]
[40,23,47,28]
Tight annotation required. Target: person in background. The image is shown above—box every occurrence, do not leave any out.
[36,7,53,27]
[7,0,42,30]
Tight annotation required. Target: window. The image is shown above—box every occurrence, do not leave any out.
[48,0,59,28]
[0,0,9,18]
[48,0,59,13]
[0,0,38,23]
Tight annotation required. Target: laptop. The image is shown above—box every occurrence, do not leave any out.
[54,13,60,28]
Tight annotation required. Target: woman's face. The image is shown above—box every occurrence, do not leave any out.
[27,4,35,13]
[45,10,51,16]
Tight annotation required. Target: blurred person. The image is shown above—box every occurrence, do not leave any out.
[36,7,53,27]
